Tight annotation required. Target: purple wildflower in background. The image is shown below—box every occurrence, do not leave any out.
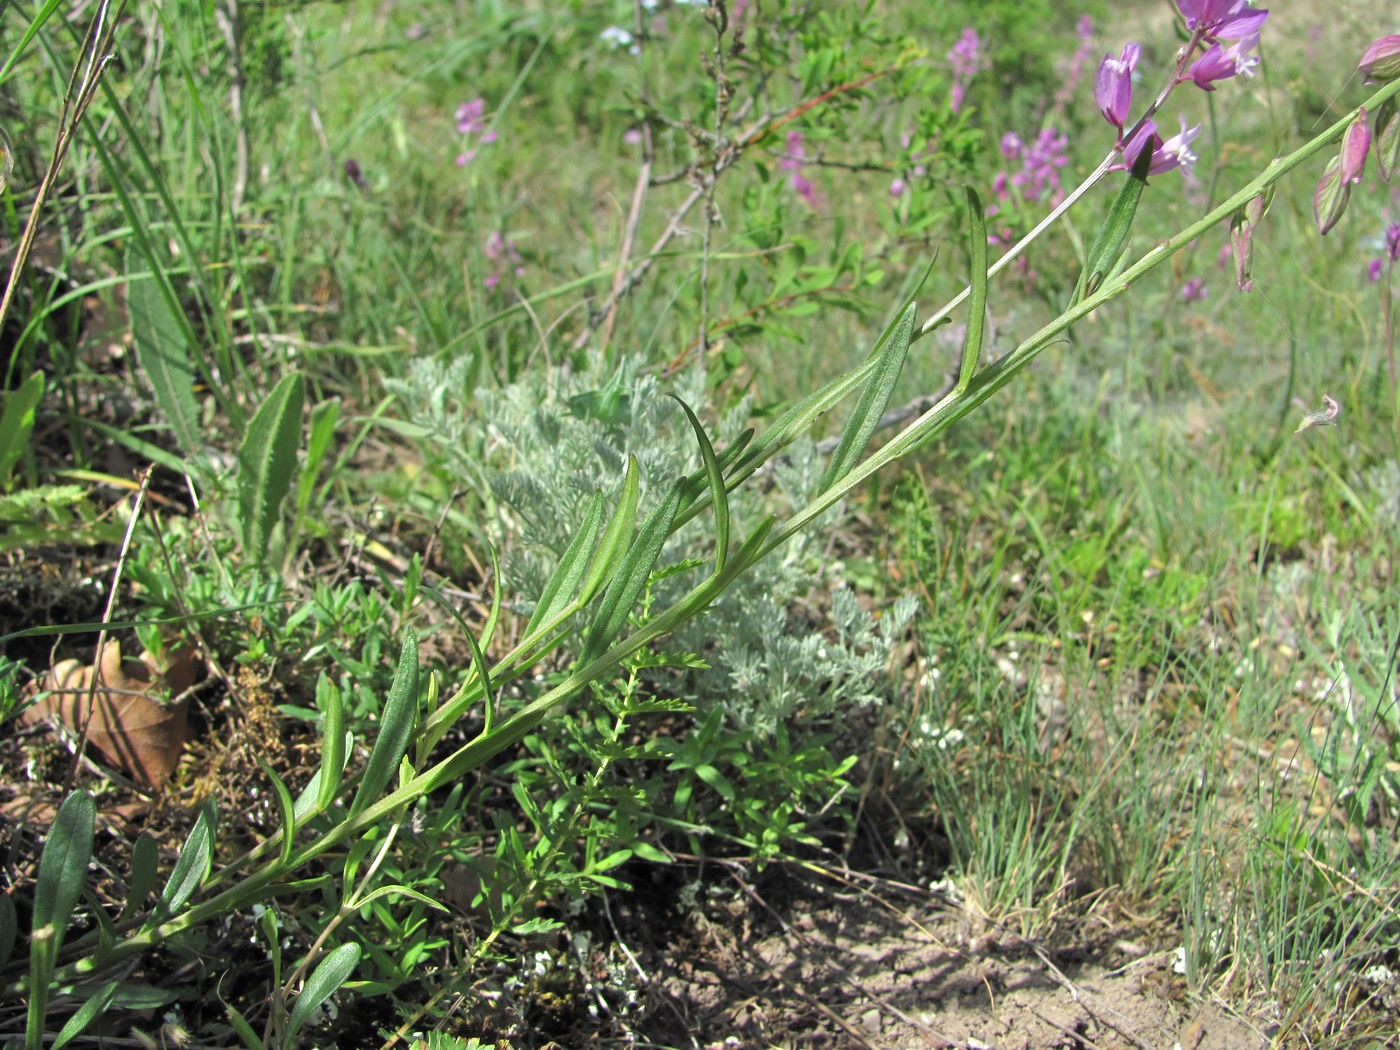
[781,130,822,207]
[1177,0,1269,40]
[455,98,498,166]
[991,128,1070,206]
[948,28,984,113]
[483,231,525,290]
[1051,16,1096,118]
[1181,277,1208,300]
[1389,222,1400,261]
[1369,259,1385,282]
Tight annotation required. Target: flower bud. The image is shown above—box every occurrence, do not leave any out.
[1313,154,1350,236]
[1340,110,1370,185]
[1359,34,1400,83]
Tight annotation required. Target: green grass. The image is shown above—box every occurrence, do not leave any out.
[1,0,1398,1046]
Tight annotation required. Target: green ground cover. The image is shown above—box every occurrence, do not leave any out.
[0,0,1398,1046]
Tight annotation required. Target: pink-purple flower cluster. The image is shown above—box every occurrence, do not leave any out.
[483,230,525,290]
[455,98,498,167]
[781,130,822,207]
[1094,1,1269,179]
[947,28,984,115]
[991,128,1070,207]
[1368,222,1400,281]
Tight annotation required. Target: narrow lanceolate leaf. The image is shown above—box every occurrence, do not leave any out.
[818,301,917,493]
[157,798,217,917]
[671,396,730,576]
[120,832,159,922]
[957,187,989,394]
[51,980,119,1050]
[237,372,306,565]
[349,633,419,817]
[224,1003,268,1050]
[28,791,95,1050]
[524,492,604,639]
[128,255,201,455]
[581,479,685,665]
[578,454,640,606]
[284,943,362,1050]
[1076,144,1152,303]
[257,757,298,865]
[0,371,44,487]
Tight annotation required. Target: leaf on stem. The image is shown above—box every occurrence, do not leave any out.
[157,798,217,917]
[957,186,989,394]
[1075,144,1152,303]
[581,480,684,665]
[119,832,159,922]
[284,943,362,1050]
[128,252,202,456]
[27,790,94,1047]
[818,301,917,493]
[523,491,604,639]
[671,395,730,576]
[578,454,640,606]
[0,371,44,489]
[349,633,419,817]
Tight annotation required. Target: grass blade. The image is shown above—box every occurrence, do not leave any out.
[0,371,44,488]
[238,373,306,566]
[818,301,917,493]
[349,633,419,817]
[284,943,361,1050]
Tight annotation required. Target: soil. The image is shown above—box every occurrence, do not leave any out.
[609,870,1270,1050]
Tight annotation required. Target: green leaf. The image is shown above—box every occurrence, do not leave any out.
[51,981,119,1050]
[238,372,306,565]
[28,791,95,1050]
[0,0,66,83]
[1075,144,1152,303]
[157,798,217,917]
[258,757,298,865]
[119,833,159,922]
[523,491,604,639]
[128,253,202,455]
[671,396,730,577]
[351,884,448,912]
[957,187,989,394]
[578,454,640,606]
[0,371,44,488]
[226,1003,269,1050]
[350,633,419,817]
[296,398,341,517]
[314,675,347,816]
[818,301,916,493]
[284,943,361,1050]
[581,480,684,665]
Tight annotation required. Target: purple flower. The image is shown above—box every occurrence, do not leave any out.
[889,177,907,197]
[455,98,497,166]
[1181,277,1208,300]
[1340,110,1370,185]
[483,231,525,291]
[1186,32,1262,89]
[1095,43,1140,133]
[1387,221,1400,261]
[1369,258,1385,282]
[1177,1,1269,40]
[780,131,822,206]
[1123,117,1201,177]
[947,28,985,113]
